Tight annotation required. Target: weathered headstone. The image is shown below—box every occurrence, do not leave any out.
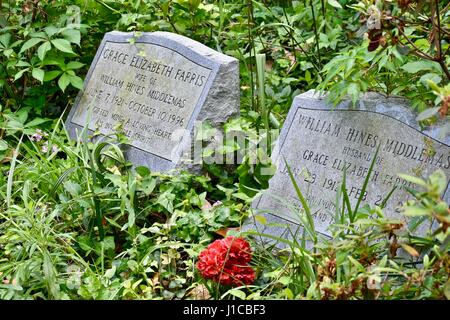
[247,90,450,241]
[66,31,239,171]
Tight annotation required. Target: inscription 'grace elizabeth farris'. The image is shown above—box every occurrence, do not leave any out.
[66,31,239,172]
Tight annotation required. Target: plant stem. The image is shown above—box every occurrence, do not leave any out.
[309,0,322,70]
[247,0,256,111]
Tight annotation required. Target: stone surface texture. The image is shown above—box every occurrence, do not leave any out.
[244,90,450,245]
[66,31,239,172]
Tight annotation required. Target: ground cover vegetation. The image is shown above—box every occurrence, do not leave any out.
[0,0,449,300]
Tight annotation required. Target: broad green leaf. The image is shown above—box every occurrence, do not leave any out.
[63,181,82,196]
[70,75,84,89]
[66,61,84,70]
[37,41,52,61]
[61,29,81,45]
[140,177,156,195]
[420,73,442,85]
[255,214,267,225]
[157,191,175,213]
[25,117,50,127]
[403,206,430,217]
[0,33,11,47]
[105,266,116,279]
[426,79,441,93]
[15,60,31,67]
[429,170,447,194]
[135,166,151,177]
[42,57,65,67]
[51,38,74,54]
[284,288,294,300]
[32,68,45,83]
[20,37,44,53]
[13,68,29,81]
[347,256,365,272]
[328,0,342,9]
[16,108,29,123]
[43,70,62,81]
[0,139,8,151]
[444,280,450,300]
[398,173,427,187]
[58,73,71,92]
[43,251,60,299]
[401,61,437,74]
[227,288,246,300]
[44,25,59,37]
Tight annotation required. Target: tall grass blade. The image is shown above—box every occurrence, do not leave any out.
[283,158,317,244]
[353,145,380,218]
[256,53,270,134]
[6,134,23,208]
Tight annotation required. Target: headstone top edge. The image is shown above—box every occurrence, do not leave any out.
[293,89,411,110]
[105,31,237,65]
[292,90,449,145]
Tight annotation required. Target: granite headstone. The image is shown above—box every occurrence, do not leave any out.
[247,90,450,241]
[66,31,239,171]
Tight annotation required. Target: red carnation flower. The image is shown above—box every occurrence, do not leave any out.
[197,236,255,286]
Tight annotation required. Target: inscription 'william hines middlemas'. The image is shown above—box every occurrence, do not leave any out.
[66,31,239,172]
[249,91,450,239]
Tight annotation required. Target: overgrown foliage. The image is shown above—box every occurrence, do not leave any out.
[0,0,449,300]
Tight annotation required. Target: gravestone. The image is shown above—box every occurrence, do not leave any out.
[247,90,450,241]
[66,31,239,171]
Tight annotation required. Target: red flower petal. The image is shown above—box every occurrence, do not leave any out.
[197,236,255,287]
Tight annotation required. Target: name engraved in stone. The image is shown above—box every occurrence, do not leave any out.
[255,107,450,236]
[70,41,212,161]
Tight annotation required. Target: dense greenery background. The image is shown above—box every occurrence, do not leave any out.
[0,0,449,300]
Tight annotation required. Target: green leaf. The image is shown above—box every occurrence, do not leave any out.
[328,0,342,9]
[66,61,84,70]
[42,57,65,67]
[398,173,427,187]
[58,73,71,92]
[105,266,116,279]
[43,70,62,81]
[13,68,29,81]
[61,29,81,46]
[16,60,31,67]
[63,181,82,196]
[429,170,447,194]
[403,206,430,217]
[37,41,52,61]
[32,68,45,83]
[20,37,44,53]
[51,38,74,54]
[70,75,84,89]
[135,166,151,177]
[157,191,175,213]
[25,117,50,127]
[44,25,59,37]
[420,73,442,85]
[255,214,267,225]
[140,176,156,195]
[43,251,60,299]
[444,280,450,300]
[0,139,8,151]
[0,33,11,47]
[227,288,246,300]
[401,61,436,74]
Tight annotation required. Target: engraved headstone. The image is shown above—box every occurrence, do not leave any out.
[247,90,450,241]
[66,31,239,171]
